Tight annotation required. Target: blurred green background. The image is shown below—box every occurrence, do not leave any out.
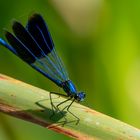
[0,0,140,139]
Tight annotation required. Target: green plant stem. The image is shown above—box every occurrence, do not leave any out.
[0,74,140,140]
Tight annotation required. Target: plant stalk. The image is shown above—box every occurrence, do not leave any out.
[0,74,140,140]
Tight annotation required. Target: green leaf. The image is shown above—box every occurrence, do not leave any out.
[0,74,140,140]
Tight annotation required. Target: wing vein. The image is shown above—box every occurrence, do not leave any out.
[13,34,61,81]
[34,25,65,79]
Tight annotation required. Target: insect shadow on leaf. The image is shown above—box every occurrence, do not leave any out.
[35,92,80,126]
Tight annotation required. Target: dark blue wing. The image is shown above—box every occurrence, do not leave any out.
[0,13,69,86]
[26,14,68,80]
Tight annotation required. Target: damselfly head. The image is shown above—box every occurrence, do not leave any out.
[75,92,86,102]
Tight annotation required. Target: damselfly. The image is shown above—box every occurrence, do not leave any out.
[0,13,86,119]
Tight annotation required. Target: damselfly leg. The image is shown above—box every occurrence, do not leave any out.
[50,92,80,125]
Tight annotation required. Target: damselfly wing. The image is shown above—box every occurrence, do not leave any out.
[0,13,85,106]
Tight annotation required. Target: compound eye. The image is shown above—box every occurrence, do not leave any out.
[78,92,86,101]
